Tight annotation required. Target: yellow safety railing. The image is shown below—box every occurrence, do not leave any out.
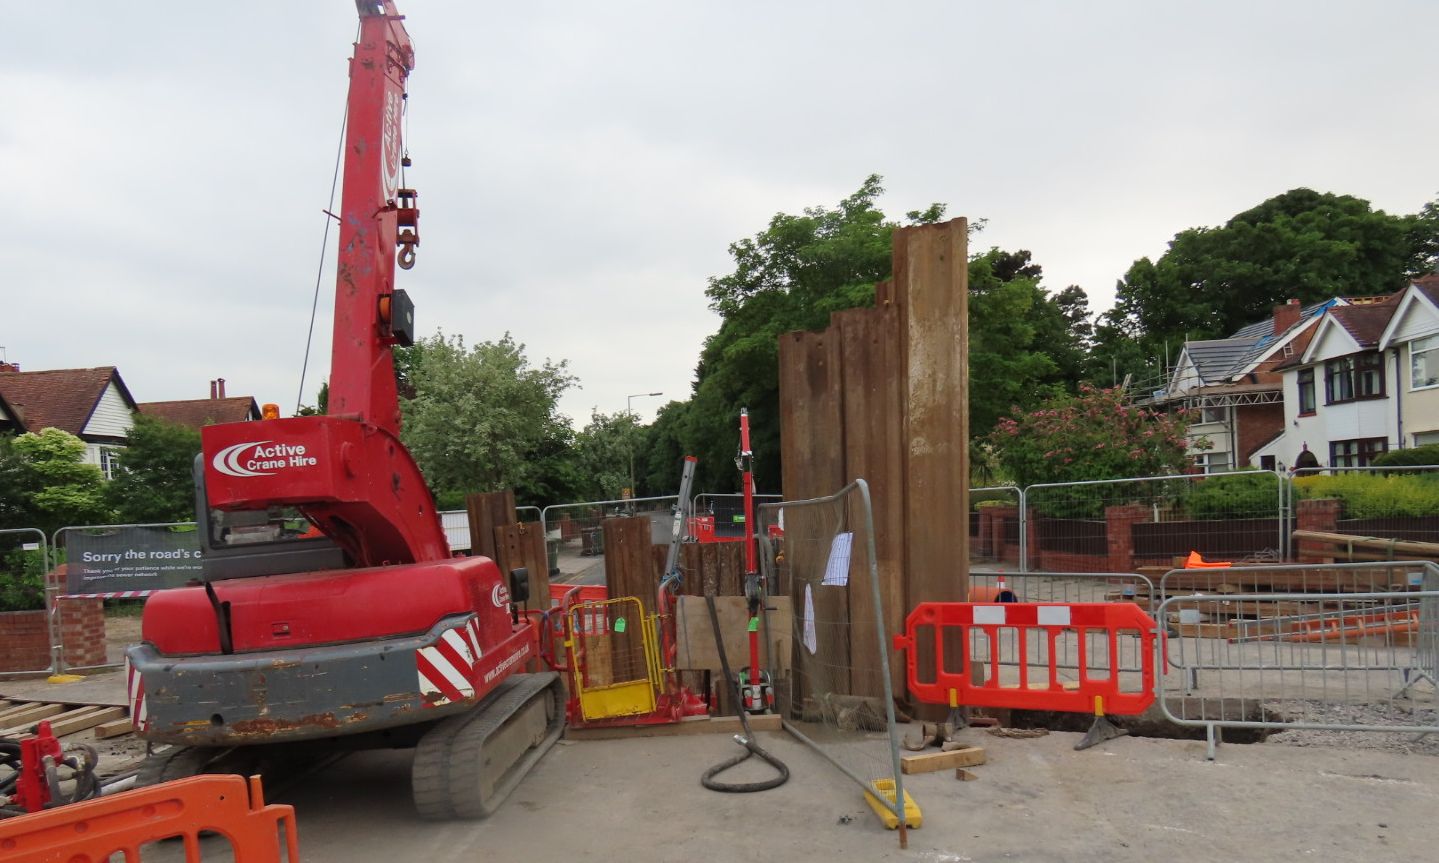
[565,596,664,721]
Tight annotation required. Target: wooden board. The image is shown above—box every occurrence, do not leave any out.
[42,706,124,737]
[94,717,136,739]
[901,745,987,774]
[564,713,781,740]
[494,521,550,612]
[465,490,515,561]
[673,595,793,672]
[602,517,658,682]
[0,703,63,728]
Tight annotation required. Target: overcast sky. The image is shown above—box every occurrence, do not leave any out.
[4,1,1437,427]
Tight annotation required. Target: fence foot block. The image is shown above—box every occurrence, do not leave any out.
[1074,715,1127,751]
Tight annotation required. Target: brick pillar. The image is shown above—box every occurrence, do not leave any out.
[46,564,108,669]
[986,506,1017,564]
[1106,504,1150,572]
[1296,498,1342,563]
[1025,508,1040,571]
[975,507,993,557]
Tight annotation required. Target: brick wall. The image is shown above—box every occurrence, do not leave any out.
[1237,402,1284,465]
[1105,504,1151,572]
[1296,497,1342,563]
[0,565,109,673]
[0,610,51,672]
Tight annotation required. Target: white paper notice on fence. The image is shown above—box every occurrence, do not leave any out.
[803,583,818,654]
[822,531,853,586]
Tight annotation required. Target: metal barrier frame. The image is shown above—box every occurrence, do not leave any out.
[0,527,54,675]
[540,494,679,541]
[1155,561,1439,759]
[1020,469,1285,572]
[757,479,912,837]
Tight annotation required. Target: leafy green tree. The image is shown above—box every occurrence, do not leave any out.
[1096,189,1439,385]
[637,400,693,496]
[570,410,645,501]
[104,414,202,523]
[399,331,576,504]
[9,428,112,536]
[988,385,1193,491]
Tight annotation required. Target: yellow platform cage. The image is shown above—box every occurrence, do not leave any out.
[564,596,666,721]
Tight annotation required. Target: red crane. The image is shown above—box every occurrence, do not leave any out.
[128,1,562,819]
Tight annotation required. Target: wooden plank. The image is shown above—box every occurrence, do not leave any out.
[895,218,969,716]
[1292,530,1439,557]
[0,705,100,737]
[94,717,136,739]
[602,517,657,682]
[465,490,515,561]
[494,522,550,613]
[673,595,793,672]
[0,701,42,723]
[43,706,123,738]
[901,745,987,774]
[0,703,63,728]
[564,712,781,740]
[835,305,906,700]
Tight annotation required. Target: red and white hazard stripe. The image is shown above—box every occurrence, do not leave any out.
[126,659,148,731]
[416,617,484,707]
[71,590,154,600]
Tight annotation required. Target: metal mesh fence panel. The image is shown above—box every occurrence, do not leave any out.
[542,495,678,586]
[0,528,53,673]
[1157,562,1439,758]
[692,493,781,542]
[969,485,1021,569]
[962,571,1156,683]
[758,481,910,833]
[1290,464,1439,559]
[1023,471,1283,572]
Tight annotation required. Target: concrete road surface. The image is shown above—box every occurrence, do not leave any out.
[268,728,1436,863]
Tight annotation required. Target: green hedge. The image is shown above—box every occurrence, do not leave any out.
[1183,472,1282,520]
[1295,473,1439,518]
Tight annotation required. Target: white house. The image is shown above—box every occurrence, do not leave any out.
[1376,274,1439,449]
[0,364,137,477]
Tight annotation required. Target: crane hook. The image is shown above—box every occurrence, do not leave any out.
[398,244,417,270]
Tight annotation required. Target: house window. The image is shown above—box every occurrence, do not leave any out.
[1325,352,1384,404]
[99,447,123,480]
[1192,452,1231,474]
[1260,455,1277,472]
[1411,335,1439,390]
[1329,437,1388,468]
[1297,368,1316,414]
[1201,406,1226,424]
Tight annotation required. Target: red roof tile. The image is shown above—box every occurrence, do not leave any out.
[1326,300,1396,348]
[138,397,260,429]
[0,367,134,435]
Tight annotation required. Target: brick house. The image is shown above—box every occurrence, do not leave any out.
[138,378,260,429]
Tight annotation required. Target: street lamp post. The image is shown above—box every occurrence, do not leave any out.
[626,391,663,500]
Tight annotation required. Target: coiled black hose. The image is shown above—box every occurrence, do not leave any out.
[700,593,789,793]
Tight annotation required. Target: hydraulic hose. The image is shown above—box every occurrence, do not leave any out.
[700,592,789,793]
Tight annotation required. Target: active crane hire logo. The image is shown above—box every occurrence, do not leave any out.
[381,89,401,200]
[212,441,319,478]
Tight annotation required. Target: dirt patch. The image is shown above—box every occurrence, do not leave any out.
[1264,699,1439,756]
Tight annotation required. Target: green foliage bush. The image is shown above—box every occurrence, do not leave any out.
[1369,445,1439,469]
[1294,473,1439,519]
[1183,472,1283,520]
[0,548,46,612]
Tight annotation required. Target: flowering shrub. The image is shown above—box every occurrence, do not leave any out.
[987,385,1194,489]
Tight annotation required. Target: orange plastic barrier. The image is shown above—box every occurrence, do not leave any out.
[894,602,1157,716]
[0,774,299,863]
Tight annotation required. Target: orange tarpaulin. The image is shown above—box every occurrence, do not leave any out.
[1183,551,1232,569]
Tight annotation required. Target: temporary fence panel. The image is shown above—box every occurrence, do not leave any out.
[0,773,299,862]
[964,571,1157,681]
[1022,470,1284,573]
[1288,464,1439,560]
[52,522,199,599]
[0,528,53,675]
[897,601,1157,718]
[691,492,782,541]
[969,485,1021,569]
[541,495,678,577]
[757,480,913,839]
[1155,562,1439,759]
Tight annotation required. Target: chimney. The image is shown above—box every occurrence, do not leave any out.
[0,361,19,373]
[217,378,227,399]
[1273,298,1301,335]
[209,380,218,399]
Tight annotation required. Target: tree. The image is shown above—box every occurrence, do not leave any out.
[987,385,1193,491]
[9,428,112,536]
[399,331,576,505]
[104,414,202,523]
[1097,188,1439,385]
[571,411,644,501]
